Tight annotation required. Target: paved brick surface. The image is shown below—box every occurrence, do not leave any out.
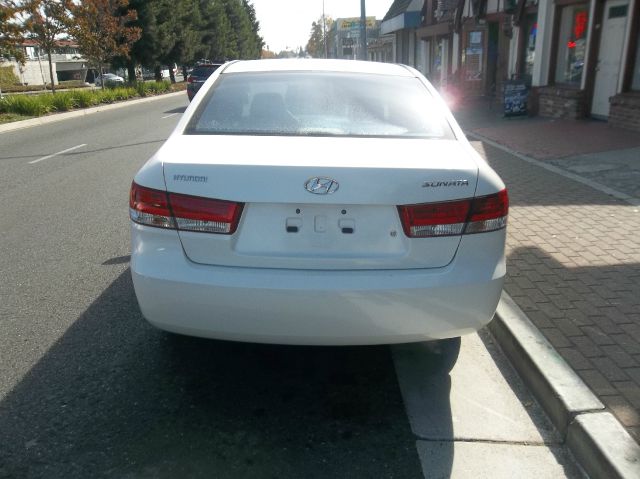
[456,103,640,443]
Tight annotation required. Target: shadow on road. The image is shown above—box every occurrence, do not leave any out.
[0,269,437,478]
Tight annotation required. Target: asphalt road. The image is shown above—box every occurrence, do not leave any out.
[0,95,584,478]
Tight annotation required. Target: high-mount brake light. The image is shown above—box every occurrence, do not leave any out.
[398,189,508,238]
[129,182,243,234]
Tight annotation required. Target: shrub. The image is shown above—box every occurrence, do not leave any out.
[73,89,98,108]
[0,66,19,89]
[169,82,187,92]
[0,94,53,116]
[51,91,77,112]
[109,87,136,101]
[147,80,171,94]
[58,80,89,89]
[96,88,119,104]
[135,81,150,97]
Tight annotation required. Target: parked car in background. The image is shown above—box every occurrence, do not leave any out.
[140,65,178,80]
[186,63,223,101]
[129,59,508,349]
[95,73,124,87]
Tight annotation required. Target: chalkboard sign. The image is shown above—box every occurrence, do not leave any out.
[503,80,528,116]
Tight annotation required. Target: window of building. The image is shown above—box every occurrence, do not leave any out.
[520,13,537,85]
[554,4,589,86]
[463,30,483,81]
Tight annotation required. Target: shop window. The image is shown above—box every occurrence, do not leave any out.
[463,31,483,82]
[554,4,589,86]
[431,39,444,86]
[520,14,538,86]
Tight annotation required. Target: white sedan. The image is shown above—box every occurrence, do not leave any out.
[129,59,508,346]
[95,73,124,86]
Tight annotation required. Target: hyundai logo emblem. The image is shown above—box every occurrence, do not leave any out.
[304,177,339,195]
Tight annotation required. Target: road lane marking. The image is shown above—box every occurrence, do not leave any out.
[29,144,87,164]
[162,113,178,119]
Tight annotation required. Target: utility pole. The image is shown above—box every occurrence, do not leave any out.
[360,0,367,60]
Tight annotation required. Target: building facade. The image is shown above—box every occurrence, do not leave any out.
[1,40,88,87]
[380,0,640,130]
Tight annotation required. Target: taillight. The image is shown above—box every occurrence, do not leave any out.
[129,182,243,234]
[398,189,508,238]
[129,182,174,229]
[398,199,470,237]
[187,76,193,83]
[465,189,509,234]
[169,192,243,234]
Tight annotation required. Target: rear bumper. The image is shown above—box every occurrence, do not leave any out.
[131,224,506,345]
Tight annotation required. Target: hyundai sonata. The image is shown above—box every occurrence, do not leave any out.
[129,59,508,345]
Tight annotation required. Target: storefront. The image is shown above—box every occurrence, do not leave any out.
[457,0,514,100]
[515,1,539,86]
[603,0,640,131]
[460,25,486,95]
[538,0,640,128]
[418,22,454,88]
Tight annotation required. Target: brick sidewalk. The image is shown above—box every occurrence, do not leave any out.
[456,104,640,442]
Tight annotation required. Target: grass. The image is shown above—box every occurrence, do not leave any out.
[0,94,53,116]
[0,80,176,120]
[51,91,77,111]
[0,112,32,124]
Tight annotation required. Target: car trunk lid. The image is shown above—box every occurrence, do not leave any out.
[160,135,479,270]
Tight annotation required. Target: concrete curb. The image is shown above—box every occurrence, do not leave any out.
[0,91,185,134]
[490,292,640,478]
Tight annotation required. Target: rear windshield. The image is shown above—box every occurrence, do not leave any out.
[185,72,454,139]
[190,65,221,77]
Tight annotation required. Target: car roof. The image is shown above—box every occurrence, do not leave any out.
[222,59,415,77]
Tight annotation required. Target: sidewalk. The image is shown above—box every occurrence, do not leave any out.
[455,99,640,443]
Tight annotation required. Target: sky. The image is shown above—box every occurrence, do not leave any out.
[250,0,394,53]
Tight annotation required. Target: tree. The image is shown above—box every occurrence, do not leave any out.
[23,0,72,93]
[69,0,141,88]
[124,0,265,82]
[242,0,263,58]
[159,0,201,82]
[306,16,332,58]
[0,1,26,64]
[198,0,233,61]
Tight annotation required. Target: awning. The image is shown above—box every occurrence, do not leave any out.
[381,0,425,34]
